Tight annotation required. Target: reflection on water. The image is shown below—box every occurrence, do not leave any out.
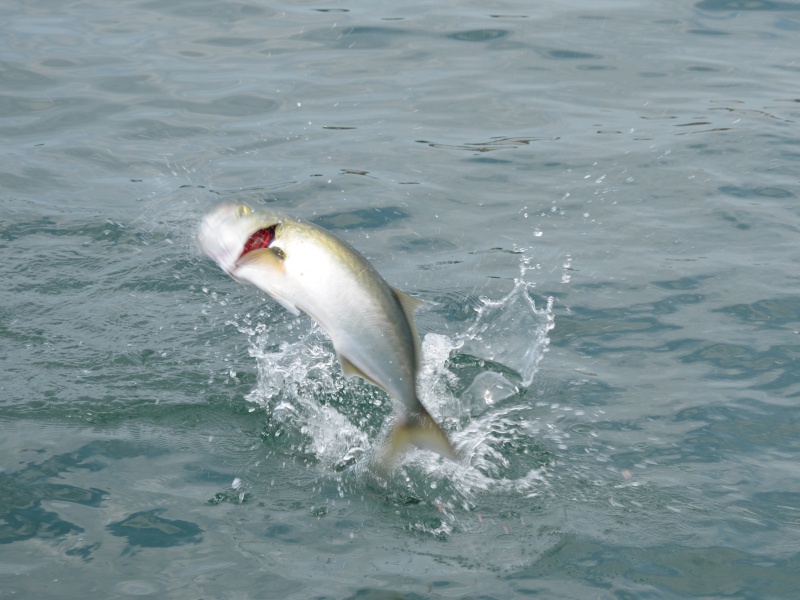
[0,442,107,547]
[0,439,207,558]
[107,510,203,549]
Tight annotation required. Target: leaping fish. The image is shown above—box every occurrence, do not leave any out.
[198,202,459,466]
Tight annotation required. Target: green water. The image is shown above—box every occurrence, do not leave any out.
[3,0,800,598]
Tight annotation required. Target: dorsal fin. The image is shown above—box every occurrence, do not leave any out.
[391,287,422,316]
[391,287,423,367]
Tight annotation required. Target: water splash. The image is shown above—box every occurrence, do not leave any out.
[460,278,554,389]
[241,321,372,471]
[231,255,557,501]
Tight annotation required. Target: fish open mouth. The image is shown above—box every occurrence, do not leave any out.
[240,226,277,258]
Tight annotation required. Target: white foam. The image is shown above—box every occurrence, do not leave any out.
[233,252,558,498]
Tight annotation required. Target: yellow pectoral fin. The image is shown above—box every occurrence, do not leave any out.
[235,248,300,315]
[235,247,285,273]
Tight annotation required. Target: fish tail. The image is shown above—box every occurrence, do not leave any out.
[379,404,460,469]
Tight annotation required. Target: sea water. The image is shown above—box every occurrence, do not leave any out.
[2,0,800,598]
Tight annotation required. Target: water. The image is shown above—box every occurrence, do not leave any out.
[3,0,800,597]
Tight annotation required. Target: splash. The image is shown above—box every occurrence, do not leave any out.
[235,256,556,499]
[385,276,556,507]
[460,277,555,389]
[241,320,371,471]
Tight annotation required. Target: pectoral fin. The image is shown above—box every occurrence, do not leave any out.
[234,248,300,315]
[235,246,285,272]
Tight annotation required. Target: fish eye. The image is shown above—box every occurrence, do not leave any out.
[236,205,252,218]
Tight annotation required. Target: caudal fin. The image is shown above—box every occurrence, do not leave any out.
[378,405,460,469]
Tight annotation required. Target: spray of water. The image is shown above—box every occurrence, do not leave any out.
[228,252,557,509]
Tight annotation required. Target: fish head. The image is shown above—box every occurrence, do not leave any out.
[199,202,306,315]
[198,201,287,277]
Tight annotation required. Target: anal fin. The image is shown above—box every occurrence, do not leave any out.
[339,355,381,388]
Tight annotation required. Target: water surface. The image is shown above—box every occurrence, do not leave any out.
[3,0,800,598]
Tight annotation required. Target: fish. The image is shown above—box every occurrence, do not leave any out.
[198,201,459,466]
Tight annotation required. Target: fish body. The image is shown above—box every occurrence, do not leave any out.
[198,202,458,464]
